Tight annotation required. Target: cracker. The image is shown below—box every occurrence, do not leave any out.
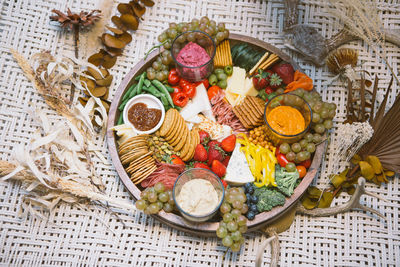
[244,97,263,117]
[182,131,197,161]
[125,152,152,172]
[165,110,179,139]
[129,158,154,174]
[119,143,147,156]
[173,122,189,151]
[160,108,176,136]
[180,131,193,161]
[166,114,182,142]
[170,121,186,147]
[131,165,157,184]
[121,149,148,165]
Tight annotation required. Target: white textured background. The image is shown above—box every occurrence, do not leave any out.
[0,0,399,266]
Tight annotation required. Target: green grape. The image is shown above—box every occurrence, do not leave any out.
[231,209,241,219]
[161,56,170,65]
[299,139,308,149]
[154,182,165,193]
[285,162,297,172]
[156,201,163,210]
[169,22,177,29]
[324,119,333,130]
[209,20,217,28]
[158,192,169,202]
[199,23,207,32]
[216,32,225,42]
[226,193,235,204]
[205,27,214,36]
[163,203,174,213]
[294,154,301,163]
[237,215,247,226]
[148,192,158,203]
[222,235,233,247]
[227,221,238,232]
[164,39,172,49]
[291,143,301,153]
[147,70,156,80]
[231,242,241,252]
[313,133,322,143]
[304,133,314,142]
[223,213,234,223]
[191,18,199,26]
[148,203,160,214]
[320,109,329,119]
[143,206,151,215]
[275,88,285,95]
[328,109,336,119]
[161,70,169,79]
[314,123,325,134]
[238,224,248,233]
[237,187,245,195]
[200,16,210,25]
[304,151,311,160]
[168,194,175,205]
[219,222,227,229]
[217,22,225,31]
[297,151,307,162]
[322,102,330,109]
[286,152,296,161]
[220,202,231,214]
[279,143,290,154]
[306,143,316,153]
[312,112,321,123]
[235,193,246,203]
[293,88,305,97]
[240,204,248,214]
[187,33,196,42]
[216,226,228,238]
[155,72,164,81]
[304,93,313,102]
[176,23,184,32]
[176,34,186,43]
[158,32,167,43]
[223,29,229,39]
[135,199,147,210]
[231,231,242,241]
[140,190,149,200]
[328,102,337,111]
[232,200,243,210]
[311,91,321,100]
[239,237,245,244]
[313,101,323,113]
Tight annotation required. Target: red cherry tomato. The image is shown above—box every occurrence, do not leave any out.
[172,92,189,107]
[170,155,185,165]
[221,179,228,188]
[182,83,196,98]
[197,79,209,89]
[300,159,311,169]
[276,153,289,167]
[168,69,180,86]
[296,165,307,178]
[207,85,221,101]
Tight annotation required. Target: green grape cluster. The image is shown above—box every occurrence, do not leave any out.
[135,182,175,214]
[146,50,173,81]
[217,187,248,252]
[278,89,337,164]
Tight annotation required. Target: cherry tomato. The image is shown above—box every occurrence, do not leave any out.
[296,165,307,178]
[221,179,228,188]
[168,69,180,86]
[172,92,189,107]
[170,155,185,165]
[300,159,311,169]
[179,78,189,88]
[275,147,280,157]
[207,85,221,101]
[276,153,289,167]
[265,86,274,94]
[182,83,196,98]
[197,79,209,89]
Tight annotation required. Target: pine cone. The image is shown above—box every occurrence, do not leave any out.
[50,8,101,30]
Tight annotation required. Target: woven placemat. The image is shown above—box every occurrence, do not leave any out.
[0,0,399,266]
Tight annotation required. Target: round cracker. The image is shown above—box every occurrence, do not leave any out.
[160,109,177,136]
[179,131,193,160]
[170,121,186,147]
[121,150,148,165]
[166,115,182,142]
[174,123,189,151]
[126,156,154,173]
[120,147,147,160]
[131,165,157,183]
[181,131,196,161]
[165,109,179,138]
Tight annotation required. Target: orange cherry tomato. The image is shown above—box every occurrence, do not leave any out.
[296,165,307,178]
[207,85,221,101]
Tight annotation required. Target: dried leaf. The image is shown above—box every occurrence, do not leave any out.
[106,25,124,35]
[106,47,123,57]
[91,86,108,98]
[302,196,318,210]
[119,32,133,45]
[359,161,374,180]
[111,16,127,31]
[102,53,117,69]
[88,51,104,66]
[366,155,383,174]
[131,2,146,18]
[141,0,155,7]
[120,14,139,31]
[117,3,134,15]
[317,192,334,208]
[102,33,127,49]
[331,174,346,188]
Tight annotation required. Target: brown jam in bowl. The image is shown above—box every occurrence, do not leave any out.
[128,102,161,131]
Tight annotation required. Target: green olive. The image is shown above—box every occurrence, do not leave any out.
[217,73,227,81]
[217,79,227,89]
[214,68,224,75]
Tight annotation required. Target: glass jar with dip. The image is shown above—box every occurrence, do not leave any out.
[173,168,224,222]
[264,93,312,145]
[171,30,216,82]
[123,94,165,135]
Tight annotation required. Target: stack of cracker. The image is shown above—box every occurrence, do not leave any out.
[232,96,265,129]
[118,135,157,184]
[214,40,232,67]
[159,108,199,161]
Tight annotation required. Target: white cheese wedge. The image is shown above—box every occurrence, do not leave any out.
[244,77,259,97]
[226,67,246,95]
[224,143,254,185]
[180,83,215,122]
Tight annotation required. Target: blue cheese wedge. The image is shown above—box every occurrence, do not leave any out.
[224,143,254,185]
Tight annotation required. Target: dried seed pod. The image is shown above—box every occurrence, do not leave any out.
[101,99,111,112]
[120,14,139,30]
[88,49,117,69]
[96,75,113,86]
[326,48,358,75]
[359,161,375,180]
[102,53,117,69]
[131,2,146,18]
[140,0,154,7]
[106,47,124,57]
[112,16,127,31]
[117,3,134,15]
[102,89,110,99]
[91,86,108,97]
[78,96,89,106]
[106,25,124,35]
[88,51,104,66]
[102,33,127,49]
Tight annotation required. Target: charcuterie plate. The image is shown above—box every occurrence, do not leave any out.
[107,33,325,237]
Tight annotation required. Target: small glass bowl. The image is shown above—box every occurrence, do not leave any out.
[171,30,216,82]
[264,93,312,145]
[173,168,224,222]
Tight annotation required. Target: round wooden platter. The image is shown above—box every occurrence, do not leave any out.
[107,33,325,237]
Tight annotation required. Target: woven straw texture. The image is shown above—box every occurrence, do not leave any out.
[0,0,399,266]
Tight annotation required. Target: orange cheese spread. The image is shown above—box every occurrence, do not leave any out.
[267,106,305,135]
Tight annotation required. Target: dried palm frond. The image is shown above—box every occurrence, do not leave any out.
[0,111,135,218]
